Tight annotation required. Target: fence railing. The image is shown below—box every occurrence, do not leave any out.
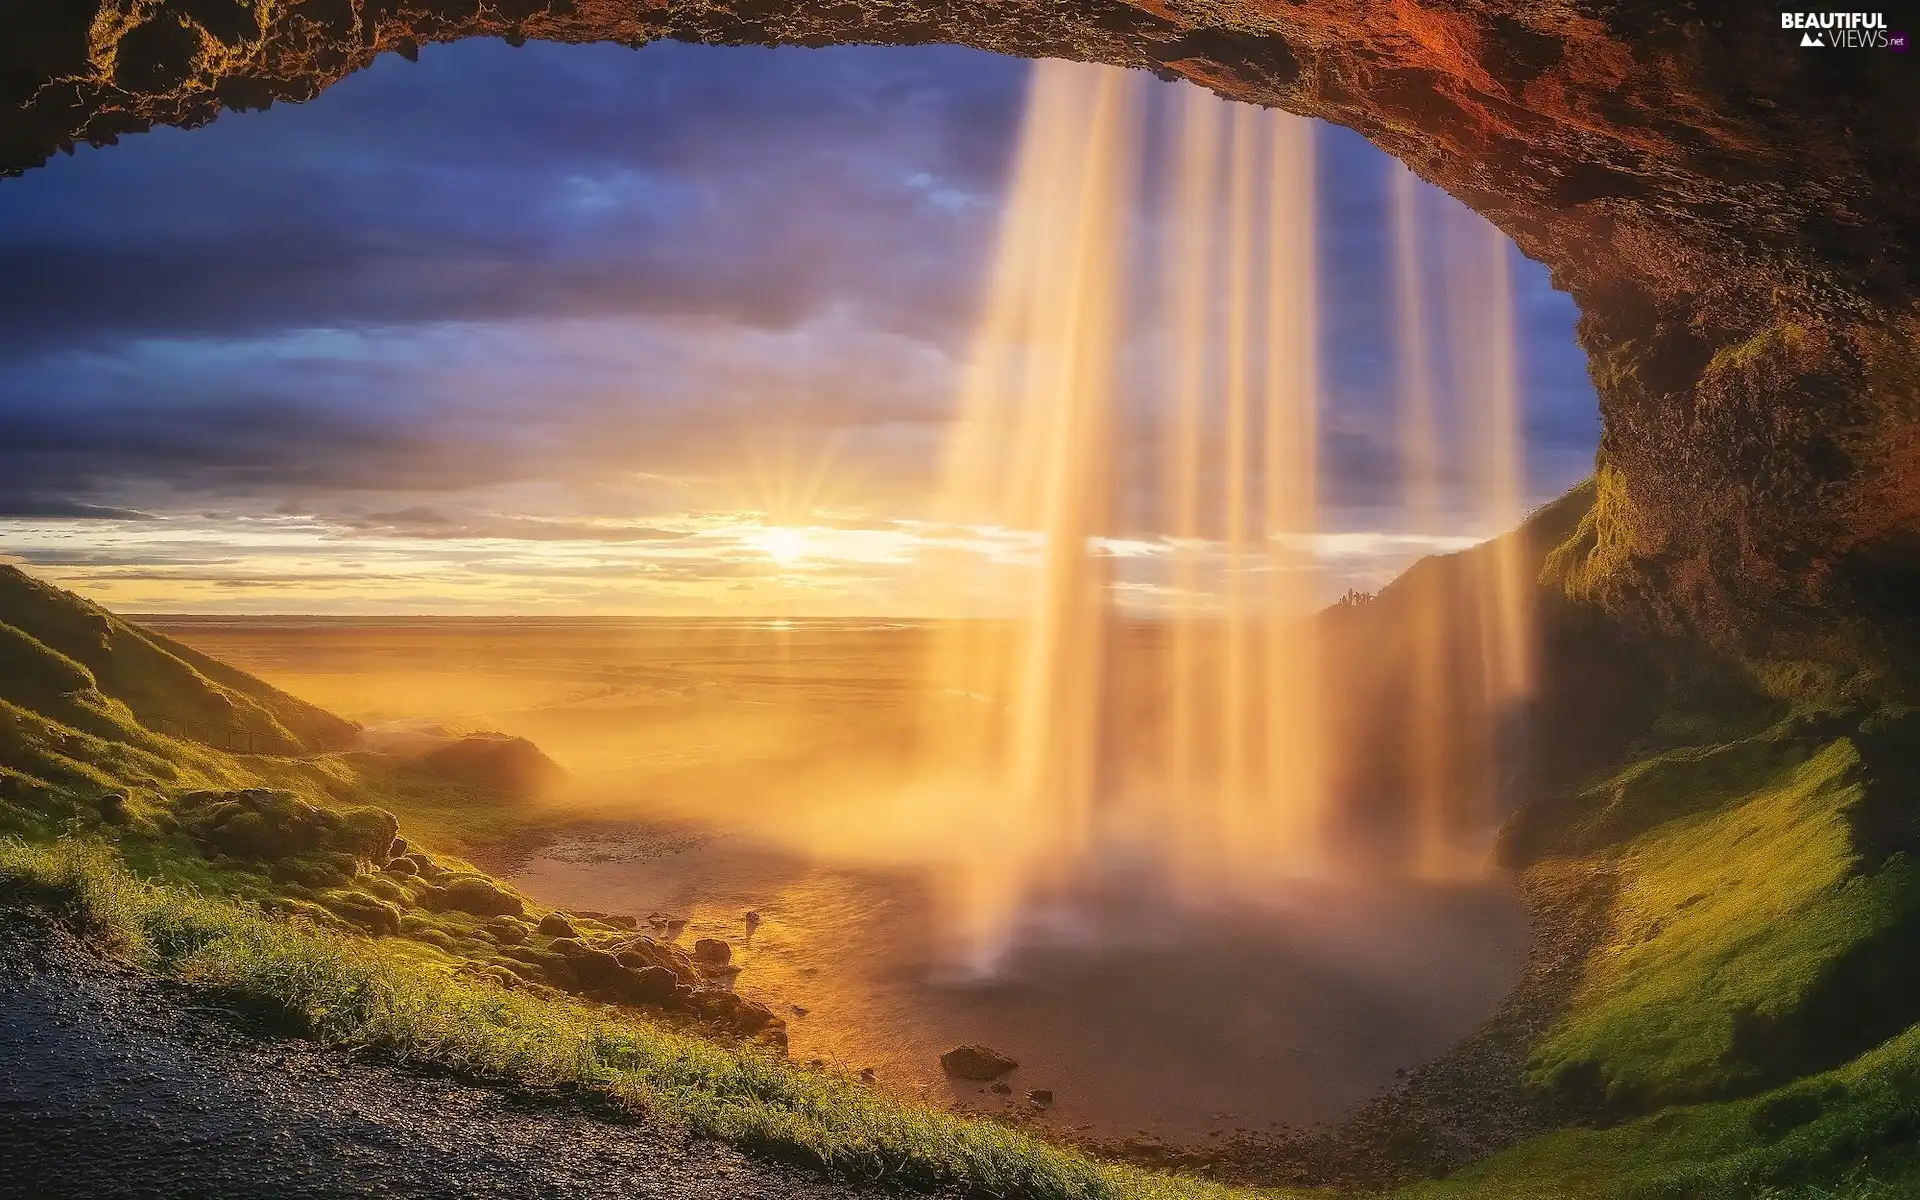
[151,714,268,754]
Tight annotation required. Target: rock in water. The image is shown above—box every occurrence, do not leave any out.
[692,938,731,965]
[940,1044,1018,1081]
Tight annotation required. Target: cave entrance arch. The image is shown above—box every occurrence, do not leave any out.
[5,1,1916,662]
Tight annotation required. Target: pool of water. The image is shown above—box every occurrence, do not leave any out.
[510,821,1527,1144]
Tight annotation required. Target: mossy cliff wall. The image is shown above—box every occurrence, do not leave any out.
[3,1,1916,662]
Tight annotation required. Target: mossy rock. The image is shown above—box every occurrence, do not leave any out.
[331,805,400,858]
[453,961,519,989]
[496,944,576,989]
[399,854,449,881]
[269,851,359,888]
[181,788,400,867]
[409,927,457,951]
[356,873,412,904]
[611,935,698,979]
[433,874,525,918]
[485,915,531,945]
[317,889,400,936]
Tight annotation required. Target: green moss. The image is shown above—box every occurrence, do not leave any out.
[1540,467,1638,606]
[1410,1020,1920,1200]
[1529,736,1920,1110]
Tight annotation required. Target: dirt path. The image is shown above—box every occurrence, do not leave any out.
[0,916,908,1200]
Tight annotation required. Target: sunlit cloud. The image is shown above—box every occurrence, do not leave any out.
[0,40,1597,616]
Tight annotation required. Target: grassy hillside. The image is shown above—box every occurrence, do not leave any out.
[0,565,355,753]
[2,518,1919,1199]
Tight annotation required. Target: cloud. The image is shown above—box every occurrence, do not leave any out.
[0,42,1021,358]
[0,41,1601,614]
[0,496,155,520]
[335,507,691,543]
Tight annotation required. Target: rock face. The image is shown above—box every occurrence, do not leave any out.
[940,1043,1018,1080]
[1,3,1915,666]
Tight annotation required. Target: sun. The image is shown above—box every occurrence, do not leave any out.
[756,526,809,565]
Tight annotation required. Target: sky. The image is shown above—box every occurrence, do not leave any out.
[0,40,1600,616]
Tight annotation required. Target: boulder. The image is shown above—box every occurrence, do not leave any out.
[550,937,623,983]
[692,938,732,966]
[695,991,781,1035]
[536,912,577,938]
[270,851,359,888]
[95,789,129,822]
[402,854,448,881]
[549,938,696,1009]
[611,936,698,979]
[319,891,400,936]
[356,873,411,904]
[485,915,531,945]
[435,875,525,918]
[626,965,682,1004]
[181,788,399,866]
[941,1044,1018,1081]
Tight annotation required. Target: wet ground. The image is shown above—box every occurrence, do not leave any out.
[0,916,896,1200]
[511,823,1529,1144]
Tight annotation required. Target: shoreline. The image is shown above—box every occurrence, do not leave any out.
[489,814,1612,1189]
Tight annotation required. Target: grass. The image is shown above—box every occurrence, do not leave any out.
[1409,1018,1920,1199]
[1526,731,1920,1111]
[0,838,1289,1200]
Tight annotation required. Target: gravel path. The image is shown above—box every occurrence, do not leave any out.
[0,916,896,1200]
